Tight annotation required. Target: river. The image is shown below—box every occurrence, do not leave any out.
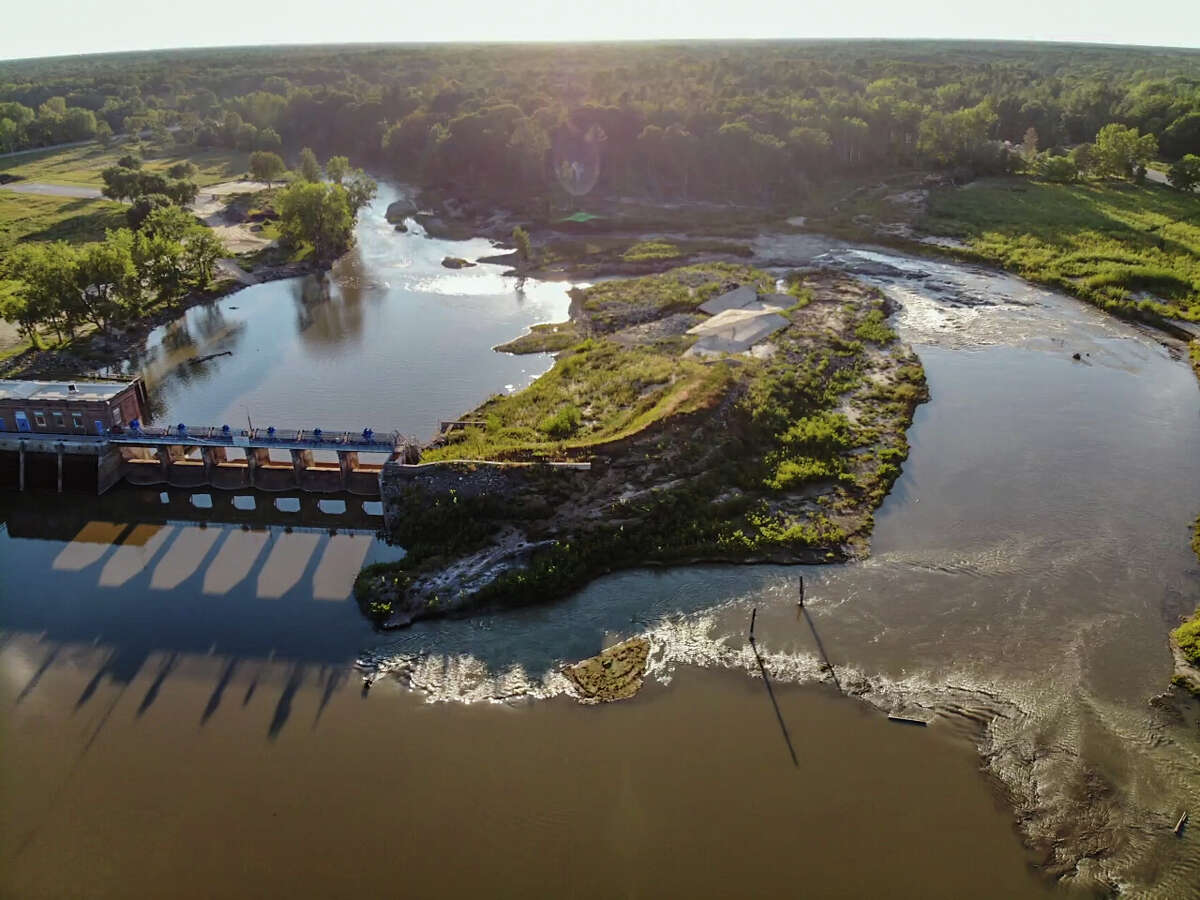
[2,184,1198,897]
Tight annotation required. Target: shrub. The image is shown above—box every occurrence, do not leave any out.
[538,404,581,438]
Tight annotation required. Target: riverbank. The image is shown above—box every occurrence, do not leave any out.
[355,263,927,627]
[0,257,324,380]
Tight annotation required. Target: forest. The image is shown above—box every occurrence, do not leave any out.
[2,41,1199,209]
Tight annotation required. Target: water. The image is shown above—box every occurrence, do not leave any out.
[117,182,575,437]
[3,202,1200,896]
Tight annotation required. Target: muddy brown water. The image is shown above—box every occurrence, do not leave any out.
[3,185,1200,896]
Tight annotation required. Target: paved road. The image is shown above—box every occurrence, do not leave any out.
[0,181,103,198]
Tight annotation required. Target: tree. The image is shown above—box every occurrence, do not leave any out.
[512,226,531,263]
[276,181,355,261]
[256,127,282,152]
[126,192,175,230]
[297,147,321,182]
[74,238,138,333]
[1021,127,1039,162]
[343,169,377,210]
[1094,123,1158,179]
[1038,154,1079,183]
[1069,142,1096,175]
[3,243,77,343]
[1167,154,1200,192]
[249,150,286,186]
[325,155,350,185]
[181,227,227,288]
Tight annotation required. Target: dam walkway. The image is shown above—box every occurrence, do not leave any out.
[0,425,409,496]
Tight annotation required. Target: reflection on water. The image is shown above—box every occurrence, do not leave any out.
[114,183,575,439]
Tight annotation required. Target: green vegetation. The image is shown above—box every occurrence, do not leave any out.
[422,339,733,461]
[3,42,1198,215]
[577,262,773,329]
[0,144,246,188]
[0,205,225,347]
[622,241,682,262]
[1174,612,1200,667]
[494,321,582,354]
[0,193,126,244]
[357,267,927,624]
[924,178,1200,322]
[275,163,376,262]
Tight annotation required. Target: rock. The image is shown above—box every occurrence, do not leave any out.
[1072,352,1082,360]
[562,637,650,703]
[394,222,408,233]
[442,256,475,269]
[384,198,417,223]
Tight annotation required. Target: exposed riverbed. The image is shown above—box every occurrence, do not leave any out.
[3,185,1199,896]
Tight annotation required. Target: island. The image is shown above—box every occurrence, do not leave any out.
[355,263,927,626]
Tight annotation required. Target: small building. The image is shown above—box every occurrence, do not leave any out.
[0,378,148,436]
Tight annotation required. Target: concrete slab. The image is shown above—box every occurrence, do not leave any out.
[698,284,759,315]
[685,308,789,356]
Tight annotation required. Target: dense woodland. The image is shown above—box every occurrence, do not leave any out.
[2,41,1199,206]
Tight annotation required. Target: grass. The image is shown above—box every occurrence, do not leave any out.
[0,192,127,243]
[577,261,774,329]
[534,236,753,272]
[422,339,735,461]
[621,240,682,261]
[495,321,583,354]
[0,144,248,188]
[923,177,1200,322]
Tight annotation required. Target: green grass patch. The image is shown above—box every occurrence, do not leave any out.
[923,178,1200,322]
[854,308,897,344]
[423,339,734,461]
[577,262,774,329]
[0,144,248,188]
[495,321,582,354]
[621,241,682,261]
[0,192,127,243]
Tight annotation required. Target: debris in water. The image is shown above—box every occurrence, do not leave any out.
[562,637,650,703]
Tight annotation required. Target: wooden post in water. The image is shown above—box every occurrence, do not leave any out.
[748,606,799,768]
[798,575,804,608]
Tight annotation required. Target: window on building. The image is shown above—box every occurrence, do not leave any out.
[111,407,123,426]
[33,410,46,427]
[52,411,64,427]
[72,413,83,430]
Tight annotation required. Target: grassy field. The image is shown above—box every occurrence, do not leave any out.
[0,192,127,244]
[923,178,1200,322]
[422,340,733,461]
[0,144,249,188]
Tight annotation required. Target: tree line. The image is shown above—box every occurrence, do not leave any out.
[2,42,1197,205]
[0,205,225,346]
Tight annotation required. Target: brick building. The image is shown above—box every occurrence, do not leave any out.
[0,378,148,436]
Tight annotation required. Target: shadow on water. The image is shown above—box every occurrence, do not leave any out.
[201,658,238,725]
[1,486,401,739]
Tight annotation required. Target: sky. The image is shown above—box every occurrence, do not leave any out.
[1,0,1198,61]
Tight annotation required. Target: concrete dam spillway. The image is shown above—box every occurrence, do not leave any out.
[0,425,407,496]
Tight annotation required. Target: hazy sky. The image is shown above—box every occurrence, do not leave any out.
[2,0,1198,61]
